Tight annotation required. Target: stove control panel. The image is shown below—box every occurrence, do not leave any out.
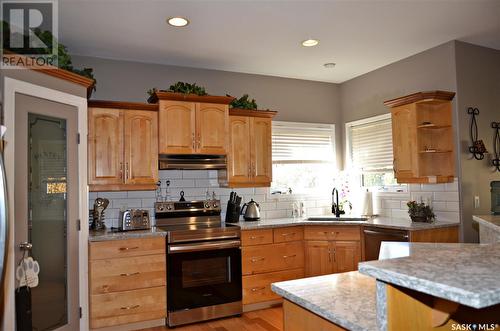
[155,200,221,214]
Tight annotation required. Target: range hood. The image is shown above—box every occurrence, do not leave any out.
[159,154,227,170]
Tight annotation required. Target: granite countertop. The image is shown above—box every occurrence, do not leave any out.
[235,216,459,231]
[89,227,168,242]
[358,242,500,309]
[473,215,500,231]
[271,271,378,331]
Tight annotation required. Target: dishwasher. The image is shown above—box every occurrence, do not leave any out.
[363,226,409,261]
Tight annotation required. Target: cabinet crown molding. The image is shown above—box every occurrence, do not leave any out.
[229,108,278,118]
[151,91,235,104]
[88,100,159,111]
[384,90,456,108]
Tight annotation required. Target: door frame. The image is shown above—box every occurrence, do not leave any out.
[3,77,89,330]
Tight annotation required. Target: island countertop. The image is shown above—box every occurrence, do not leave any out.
[235,216,459,231]
[271,271,378,331]
[358,242,500,309]
[473,214,500,230]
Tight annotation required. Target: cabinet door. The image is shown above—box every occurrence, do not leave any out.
[304,241,333,277]
[227,116,252,183]
[196,103,228,154]
[333,241,361,273]
[158,101,196,154]
[391,104,417,181]
[88,108,124,185]
[124,110,158,185]
[250,117,272,184]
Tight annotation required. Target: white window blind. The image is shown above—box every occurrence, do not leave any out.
[272,122,335,164]
[348,116,393,172]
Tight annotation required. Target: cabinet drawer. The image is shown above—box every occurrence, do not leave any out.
[90,255,166,295]
[241,229,273,246]
[90,286,166,329]
[89,237,165,260]
[242,241,304,275]
[273,226,304,243]
[243,268,304,305]
[304,226,360,241]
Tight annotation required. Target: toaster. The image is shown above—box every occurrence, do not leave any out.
[118,209,151,231]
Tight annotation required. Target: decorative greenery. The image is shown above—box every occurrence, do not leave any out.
[1,21,96,90]
[229,94,258,110]
[407,200,435,222]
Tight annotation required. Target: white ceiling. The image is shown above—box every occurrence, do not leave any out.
[59,0,500,83]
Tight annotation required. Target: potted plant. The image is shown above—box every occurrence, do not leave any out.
[147,82,209,103]
[229,94,258,110]
[407,200,435,223]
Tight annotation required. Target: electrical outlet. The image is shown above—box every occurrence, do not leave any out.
[474,196,480,209]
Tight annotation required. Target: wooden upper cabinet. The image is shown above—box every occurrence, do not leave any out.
[219,109,277,188]
[88,101,159,191]
[124,111,158,185]
[385,91,456,184]
[228,116,252,183]
[196,103,228,154]
[391,104,418,180]
[88,108,124,185]
[158,100,196,154]
[251,117,272,184]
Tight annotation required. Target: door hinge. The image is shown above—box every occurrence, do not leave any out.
[79,307,82,319]
[77,219,81,231]
[77,133,80,144]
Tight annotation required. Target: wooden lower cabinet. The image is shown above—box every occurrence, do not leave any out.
[89,237,166,329]
[242,241,304,275]
[305,240,361,277]
[90,287,166,329]
[242,268,304,305]
[283,300,346,331]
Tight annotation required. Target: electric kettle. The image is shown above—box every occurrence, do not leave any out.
[241,199,261,221]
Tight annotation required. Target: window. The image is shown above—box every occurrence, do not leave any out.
[345,114,402,191]
[271,121,336,196]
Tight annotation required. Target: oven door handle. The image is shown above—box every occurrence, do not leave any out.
[168,240,241,253]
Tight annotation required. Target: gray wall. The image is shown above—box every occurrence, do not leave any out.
[455,41,500,242]
[339,41,458,166]
[71,55,343,168]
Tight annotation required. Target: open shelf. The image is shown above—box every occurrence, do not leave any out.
[419,150,452,154]
[417,124,452,129]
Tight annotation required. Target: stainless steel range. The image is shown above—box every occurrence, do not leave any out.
[155,200,242,327]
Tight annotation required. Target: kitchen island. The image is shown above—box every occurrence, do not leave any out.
[473,215,500,243]
[272,242,500,331]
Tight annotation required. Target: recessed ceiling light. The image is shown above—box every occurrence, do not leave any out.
[301,39,319,47]
[324,63,336,68]
[167,17,189,27]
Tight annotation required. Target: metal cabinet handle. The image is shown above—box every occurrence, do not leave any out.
[328,248,332,262]
[120,272,140,277]
[333,248,336,262]
[119,162,123,180]
[252,163,256,177]
[283,254,297,259]
[119,246,139,251]
[197,133,201,149]
[251,287,266,292]
[250,235,264,240]
[331,231,340,235]
[248,164,252,177]
[120,304,140,310]
[192,133,195,149]
[251,257,265,263]
[281,233,295,237]
[125,162,129,180]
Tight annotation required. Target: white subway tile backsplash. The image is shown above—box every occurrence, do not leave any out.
[90,171,460,225]
[435,211,460,223]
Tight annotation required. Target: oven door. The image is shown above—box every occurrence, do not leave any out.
[167,240,242,312]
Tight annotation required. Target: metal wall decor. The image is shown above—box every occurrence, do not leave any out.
[492,122,500,172]
[468,107,488,160]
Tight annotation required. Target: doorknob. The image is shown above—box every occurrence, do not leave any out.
[19,242,32,251]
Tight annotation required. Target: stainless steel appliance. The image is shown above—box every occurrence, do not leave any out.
[118,209,151,231]
[241,199,261,221]
[492,181,500,215]
[155,200,242,327]
[159,154,226,170]
[363,226,409,261]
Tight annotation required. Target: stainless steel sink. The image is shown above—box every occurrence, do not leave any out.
[306,216,368,223]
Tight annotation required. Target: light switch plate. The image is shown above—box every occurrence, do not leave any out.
[474,196,480,209]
